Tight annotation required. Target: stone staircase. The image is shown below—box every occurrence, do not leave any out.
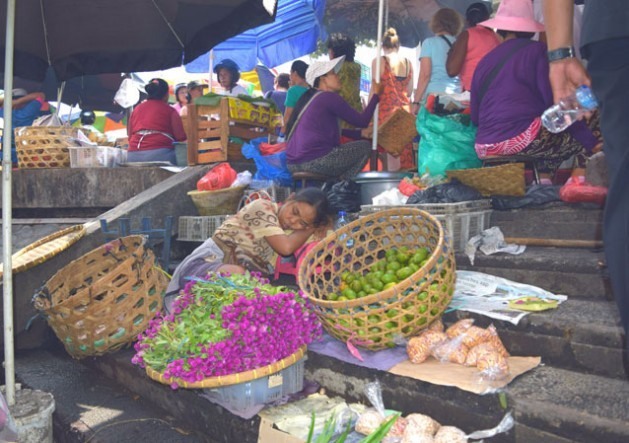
[13,203,629,443]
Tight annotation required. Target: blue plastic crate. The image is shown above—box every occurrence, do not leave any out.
[202,356,305,412]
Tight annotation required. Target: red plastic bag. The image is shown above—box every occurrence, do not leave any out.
[559,175,607,207]
[398,178,421,196]
[260,142,286,156]
[196,162,237,191]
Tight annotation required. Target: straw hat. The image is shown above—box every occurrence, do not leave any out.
[479,0,544,33]
[305,55,345,87]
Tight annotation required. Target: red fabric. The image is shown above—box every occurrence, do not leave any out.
[128,99,187,151]
[260,142,286,155]
[196,163,237,191]
[398,179,421,196]
[559,176,607,207]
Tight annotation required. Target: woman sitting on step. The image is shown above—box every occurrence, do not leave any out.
[470,0,601,182]
[285,56,383,180]
[127,78,187,164]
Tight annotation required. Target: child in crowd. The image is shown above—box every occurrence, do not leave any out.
[166,188,332,296]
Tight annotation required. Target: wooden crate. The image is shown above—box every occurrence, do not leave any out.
[185,98,276,165]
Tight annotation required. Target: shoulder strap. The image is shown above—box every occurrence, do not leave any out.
[477,40,532,104]
[440,35,453,49]
[286,91,322,142]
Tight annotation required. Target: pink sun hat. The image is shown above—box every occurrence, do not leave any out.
[479,0,544,33]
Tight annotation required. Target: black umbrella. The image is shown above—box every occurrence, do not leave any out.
[0,0,278,82]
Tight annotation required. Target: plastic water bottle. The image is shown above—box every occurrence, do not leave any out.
[335,211,354,248]
[541,85,598,133]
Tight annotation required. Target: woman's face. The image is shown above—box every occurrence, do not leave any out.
[320,70,341,92]
[218,68,233,88]
[177,87,188,103]
[278,200,316,231]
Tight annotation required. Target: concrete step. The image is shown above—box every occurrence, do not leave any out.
[14,348,207,443]
[443,299,626,379]
[490,203,603,242]
[456,246,608,299]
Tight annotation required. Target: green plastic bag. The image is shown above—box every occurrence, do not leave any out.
[416,106,482,177]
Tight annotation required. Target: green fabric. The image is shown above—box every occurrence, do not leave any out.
[285,85,308,108]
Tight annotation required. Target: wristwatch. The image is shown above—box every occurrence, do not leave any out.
[547,47,575,62]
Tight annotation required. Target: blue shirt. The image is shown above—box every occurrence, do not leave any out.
[420,35,462,99]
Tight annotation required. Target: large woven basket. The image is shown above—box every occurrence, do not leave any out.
[14,126,79,169]
[32,235,167,359]
[298,208,456,350]
[377,108,418,157]
[188,185,247,216]
[447,163,526,196]
[145,345,306,389]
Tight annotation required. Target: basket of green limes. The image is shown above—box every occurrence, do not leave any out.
[298,208,455,350]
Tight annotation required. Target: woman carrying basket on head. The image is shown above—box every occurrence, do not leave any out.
[128,78,187,164]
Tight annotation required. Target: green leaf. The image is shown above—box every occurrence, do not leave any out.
[306,412,316,443]
[359,413,400,443]
[498,392,508,409]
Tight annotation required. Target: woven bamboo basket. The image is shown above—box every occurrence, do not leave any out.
[14,126,79,169]
[0,225,86,279]
[145,345,306,389]
[32,235,167,359]
[188,185,247,216]
[377,108,418,157]
[447,163,526,196]
[298,208,456,350]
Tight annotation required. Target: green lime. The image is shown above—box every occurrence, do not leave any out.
[342,288,357,300]
[417,291,429,301]
[411,248,429,264]
[386,261,402,272]
[345,274,356,285]
[385,248,397,258]
[396,252,410,264]
[368,314,381,324]
[338,296,348,301]
[351,280,363,293]
[386,309,398,319]
[383,282,397,290]
[381,273,397,284]
[341,271,351,282]
[358,291,367,298]
[396,266,413,281]
[371,279,384,291]
[327,292,339,301]
[418,305,428,314]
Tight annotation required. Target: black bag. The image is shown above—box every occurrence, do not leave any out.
[325,180,362,214]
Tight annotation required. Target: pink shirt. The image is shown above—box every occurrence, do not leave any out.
[460,26,500,91]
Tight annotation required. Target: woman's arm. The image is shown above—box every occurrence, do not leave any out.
[265,229,315,256]
[331,91,381,128]
[446,30,469,77]
[411,57,432,114]
[369,57,385,101]
[282,107,293,134]
[171,109,187,141]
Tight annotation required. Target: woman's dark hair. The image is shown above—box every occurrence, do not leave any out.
[291,60,308,79]
[285,88,318,138]
[80,110,95,125]
[497,30,535,40]
[430,8,464,36]
[291,188,331,228]
[277,73,290,89]
[466,2,490,26]
[145,78,169,100]
[327,33,356,62]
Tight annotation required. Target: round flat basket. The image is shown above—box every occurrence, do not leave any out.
[188,185,247,216]
[0,224,85,279]
[298,208,456,350]
[145,345,306,389]
[32,235,168,359]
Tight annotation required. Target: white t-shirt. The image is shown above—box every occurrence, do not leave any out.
[219,84,249,97]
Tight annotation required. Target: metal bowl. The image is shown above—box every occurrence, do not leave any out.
[354,171,413,205]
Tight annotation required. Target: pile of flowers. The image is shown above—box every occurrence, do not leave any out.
[132,272,322,389]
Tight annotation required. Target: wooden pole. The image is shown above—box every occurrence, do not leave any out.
[505,237,603,249]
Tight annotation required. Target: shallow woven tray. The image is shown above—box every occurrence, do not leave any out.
[298,208,456,350]
[188,185,247,216]
[447,163,526,196]
[0,225,85,279]
[378,108,418,157]
[145,345,306,389]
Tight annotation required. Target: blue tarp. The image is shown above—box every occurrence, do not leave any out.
[186,0,326,73]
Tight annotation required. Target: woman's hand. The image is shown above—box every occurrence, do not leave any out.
[372,82,384,97]
[361,126,374,139]
[592,141,603,154]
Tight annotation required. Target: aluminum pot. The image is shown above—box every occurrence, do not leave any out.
[354,171,413,205]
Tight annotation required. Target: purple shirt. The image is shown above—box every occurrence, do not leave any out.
[286,91,379,164]
[470,39,597,150]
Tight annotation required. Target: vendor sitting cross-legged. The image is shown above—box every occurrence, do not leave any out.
[127,78,187,164]
[285,56,384,180]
